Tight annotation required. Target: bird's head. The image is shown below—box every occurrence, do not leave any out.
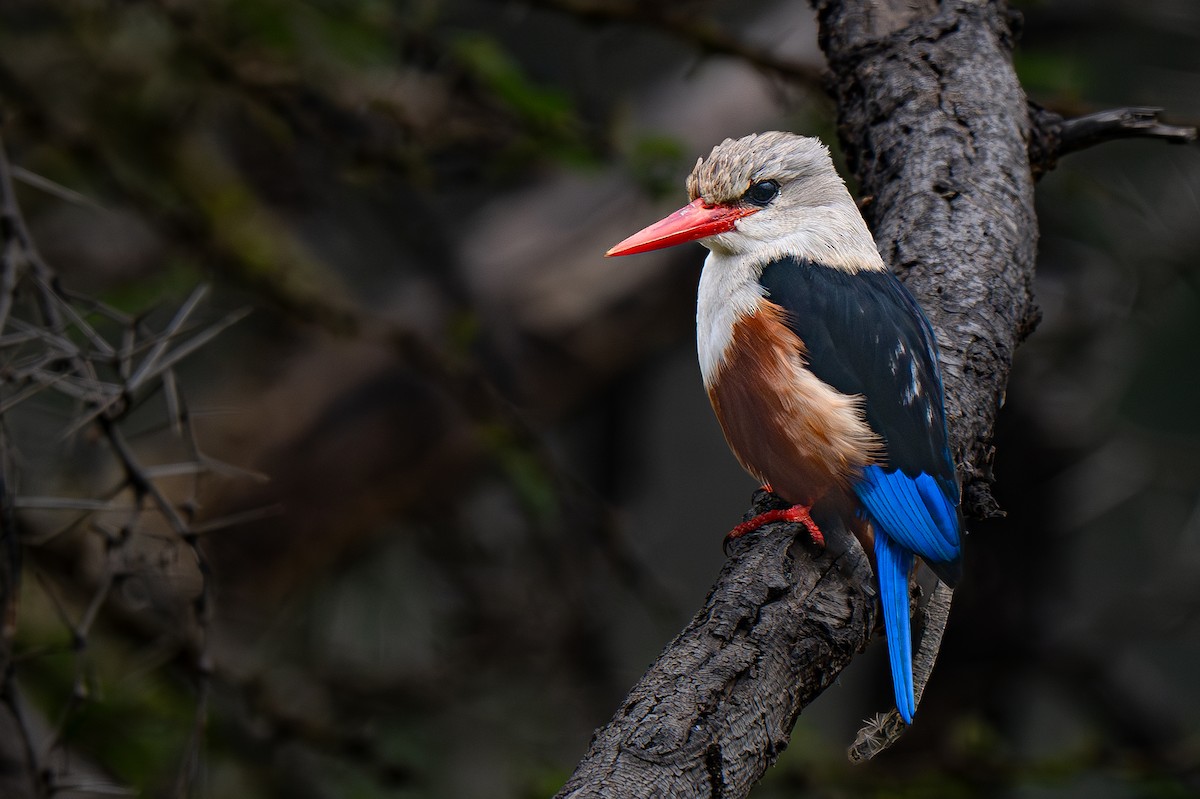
[607,131,880,270]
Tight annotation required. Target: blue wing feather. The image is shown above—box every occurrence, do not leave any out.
[876,528,915,724]
[856,466,959,563]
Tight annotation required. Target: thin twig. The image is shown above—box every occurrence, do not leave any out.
[162,368,182,437]
[525,0,824,88]
[35,280,115,358]
[10,166,107,212]
[848,580,954,761]
[12,497,131,512]
[187,504,285,536]
[1060,106,1197,152]
[0,669,47,799]
[0,131,29,337]
[125,285,209,393]
[128,306,251,395]
[99,420,191,538]
[0,379,58,415]
[1029,104,1199,177]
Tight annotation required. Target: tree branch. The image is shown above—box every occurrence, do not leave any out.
[0,128,241,797]
[1028,105,1198,178]
[524,0,825,89]
[848,580,953,761]
[557,490,875,798]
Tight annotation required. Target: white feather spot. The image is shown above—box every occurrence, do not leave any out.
[909,359,923,399]
[889,341,907,377]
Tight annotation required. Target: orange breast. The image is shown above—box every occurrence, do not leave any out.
[706,299,882,507]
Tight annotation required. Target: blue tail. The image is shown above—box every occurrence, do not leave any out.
[875,529,915,723]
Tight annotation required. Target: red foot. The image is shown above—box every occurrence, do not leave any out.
[725,504,825,551]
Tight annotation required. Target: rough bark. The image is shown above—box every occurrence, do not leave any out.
[558,1,1037,796]
[557,491,876,799]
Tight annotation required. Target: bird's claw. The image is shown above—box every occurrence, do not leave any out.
[724,504,826,554]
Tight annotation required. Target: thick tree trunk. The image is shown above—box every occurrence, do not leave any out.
[816,0,1038,516]
[557,1,1037,796]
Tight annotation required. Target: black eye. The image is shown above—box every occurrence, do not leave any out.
[744,179,780,206]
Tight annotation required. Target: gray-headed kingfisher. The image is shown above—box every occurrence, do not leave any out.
[606,131,963,724]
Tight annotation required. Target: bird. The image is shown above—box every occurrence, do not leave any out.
[605,131,962,724]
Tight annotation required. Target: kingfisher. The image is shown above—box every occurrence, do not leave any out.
[606,132,962,724]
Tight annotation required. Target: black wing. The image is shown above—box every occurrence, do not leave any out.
[758,256,961,576]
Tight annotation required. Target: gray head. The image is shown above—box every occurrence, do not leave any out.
[686,132,841,205]
[684,132,883,271]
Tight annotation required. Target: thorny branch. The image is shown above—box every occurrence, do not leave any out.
[0,131,247,799]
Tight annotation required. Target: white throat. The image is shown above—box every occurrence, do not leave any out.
[696,248,765,388]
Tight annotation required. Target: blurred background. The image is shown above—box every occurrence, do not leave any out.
[0,0,1198,797]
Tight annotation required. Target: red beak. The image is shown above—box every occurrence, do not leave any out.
[605,198,757,257]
